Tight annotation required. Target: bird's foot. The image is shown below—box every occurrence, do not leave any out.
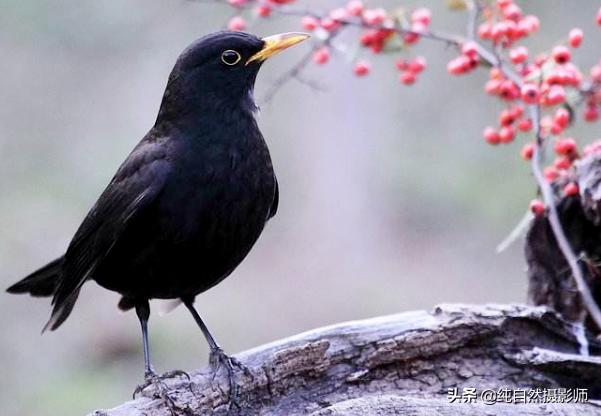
[133,369,191,415]
[209,348,249,411]
[133,369,190,402]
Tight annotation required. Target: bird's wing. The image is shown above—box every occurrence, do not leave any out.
[269,176,279,219]
[45,138,171,331]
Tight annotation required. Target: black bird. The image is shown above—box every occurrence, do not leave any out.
[7,31,309,394]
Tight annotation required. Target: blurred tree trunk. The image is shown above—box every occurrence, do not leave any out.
[89,304,601,416]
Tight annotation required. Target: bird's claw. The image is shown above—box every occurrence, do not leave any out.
[132,369,189,401]
[133,370,190,416]
[209,348,249,411]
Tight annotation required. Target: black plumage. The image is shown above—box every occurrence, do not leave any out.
[7,30,308,394]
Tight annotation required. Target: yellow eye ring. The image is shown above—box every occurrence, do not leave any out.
[221,50,241,66]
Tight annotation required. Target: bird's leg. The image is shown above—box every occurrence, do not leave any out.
[139,302,155,379]
[133,301,162,398]
[183,298,248,409]
[132,301,188,406]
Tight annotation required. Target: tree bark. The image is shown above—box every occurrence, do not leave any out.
[89,304,601,416]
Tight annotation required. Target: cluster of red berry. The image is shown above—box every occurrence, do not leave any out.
[455,0,600,215]
[222,0,601,217]
[304,5,434,80]
[395,57,426,85]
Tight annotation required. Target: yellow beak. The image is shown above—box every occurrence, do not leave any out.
[246,32,310,65]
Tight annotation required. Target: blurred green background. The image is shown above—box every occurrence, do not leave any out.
[1,0,600,414]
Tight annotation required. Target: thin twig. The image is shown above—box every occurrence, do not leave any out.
[260,27,345,104]
[259,47,316,104]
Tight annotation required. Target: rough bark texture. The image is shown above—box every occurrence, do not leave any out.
[89,304,601,416]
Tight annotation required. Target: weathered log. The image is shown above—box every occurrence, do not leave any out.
[89,304,601,416]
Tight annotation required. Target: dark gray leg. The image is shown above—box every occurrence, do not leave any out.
[183,299,222,351]
[133,300,189,406]
[183,298,245,410]
[135,301,155,378]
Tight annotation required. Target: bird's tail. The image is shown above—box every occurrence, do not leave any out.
[6,256,81,332]
[6,257,64,297]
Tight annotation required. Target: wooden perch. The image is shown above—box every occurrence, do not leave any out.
[89,304,601,416]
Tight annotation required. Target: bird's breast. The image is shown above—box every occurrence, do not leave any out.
[159,129,276,244]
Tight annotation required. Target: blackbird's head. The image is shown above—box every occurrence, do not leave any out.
[158,31,309,120]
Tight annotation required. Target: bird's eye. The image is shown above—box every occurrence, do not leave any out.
[221,50,241,66]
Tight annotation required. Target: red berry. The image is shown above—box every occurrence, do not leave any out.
[346,0,364,16]
[585,105,599,122]
[483,127,500,145]
[554,156,572,170]
[491,22,508,42]
[256,5,272,17]
[509,46,528,64]
[461,41,479,58]
[227,16,247,31]
[554,137,577,155]
[499,126,515,143]
[405,25,425,44]
[544,85,566,106]
[478,22,493,39]
[301,16,319,31]
[544,166,559,182]
[510,105,524,119]
[408,56,427,73]
[403,32,420,45]
[502,4,522,21]
[363,8,387,25]
[447,56,470,75]
[353,60,371,77]
[485,79,502,95]
[520,64,538,78]
[521,143,534,160]
[499,80,519,101]
[504,20,519,39]
[534,53,548,67]
[329,7,348,21]
[553,108,570,128]
[499,108,516,126]
[491,68,504,80]
[518,118,533,132]
[399,71,417,85]
[591,65,601,82]
[395,58,408,71]
[529,199,546,216]
[321,18,340,31]
[521,15,540,33]
[552,45,571,64]
[568,28,583,48]
[550,122,564,136]
[411,7,432,25]
[563,182,579,197]
[313,47,330,65]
